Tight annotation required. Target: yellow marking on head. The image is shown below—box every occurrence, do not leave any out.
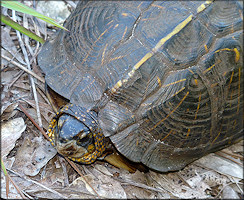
[203,60,221,74]
[197,1,212,13]
[163,79,186,88]
[88,144,95,152]
[234,48,240,63]
[156,76,162,87]
[186,129,191,137]
[194,92,202,120]
[151,91,189,130]
[204,44,209,53]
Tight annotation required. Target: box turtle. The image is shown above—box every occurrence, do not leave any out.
[38,1,243,172]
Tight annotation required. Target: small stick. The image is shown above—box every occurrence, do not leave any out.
[18,103,49,140]
[64,157,101,198]
[12,10,42,128]
[1,54,45,83]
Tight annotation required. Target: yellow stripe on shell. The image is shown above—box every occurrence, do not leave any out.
[111,1,213,94]
[197,1,212,13]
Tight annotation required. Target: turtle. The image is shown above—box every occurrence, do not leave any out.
[38,1,243,172]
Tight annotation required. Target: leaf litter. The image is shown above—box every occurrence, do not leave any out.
[1,1,243,199]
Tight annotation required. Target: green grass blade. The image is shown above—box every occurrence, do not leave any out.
[1,1,69,31]
[1,14,45,44]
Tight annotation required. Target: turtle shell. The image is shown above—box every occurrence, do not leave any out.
[38,1,243,172]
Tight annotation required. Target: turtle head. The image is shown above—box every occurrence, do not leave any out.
[48,103,106,164]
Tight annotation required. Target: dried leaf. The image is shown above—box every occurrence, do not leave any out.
[1,27,26,65]
[222,185,240,199]
[194,154,243,179]
[13,137,57,176]
[1,102,18,121]
[1,117,26,158]
[74,168,127,198]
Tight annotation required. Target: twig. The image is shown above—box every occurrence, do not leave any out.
[36,86,52,106]
[9,70,24,88]
[228,175,243,194]
[12,10,43,128]
[7,168,67,199]
[1,159,27,199]
[176,172,193,189]
[1,54,44,83]
[18,103,49,141]
[119,177,166,193]
[20,98,54,116]
[64,158,101,198]
[217,150,243,160]
[215,151,243,165]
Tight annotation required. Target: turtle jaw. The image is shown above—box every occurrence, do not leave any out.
[56,140,87,158]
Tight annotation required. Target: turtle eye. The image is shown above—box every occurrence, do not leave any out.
[76,135,92,146]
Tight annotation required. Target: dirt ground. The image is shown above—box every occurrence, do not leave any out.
[1,1,243,199]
